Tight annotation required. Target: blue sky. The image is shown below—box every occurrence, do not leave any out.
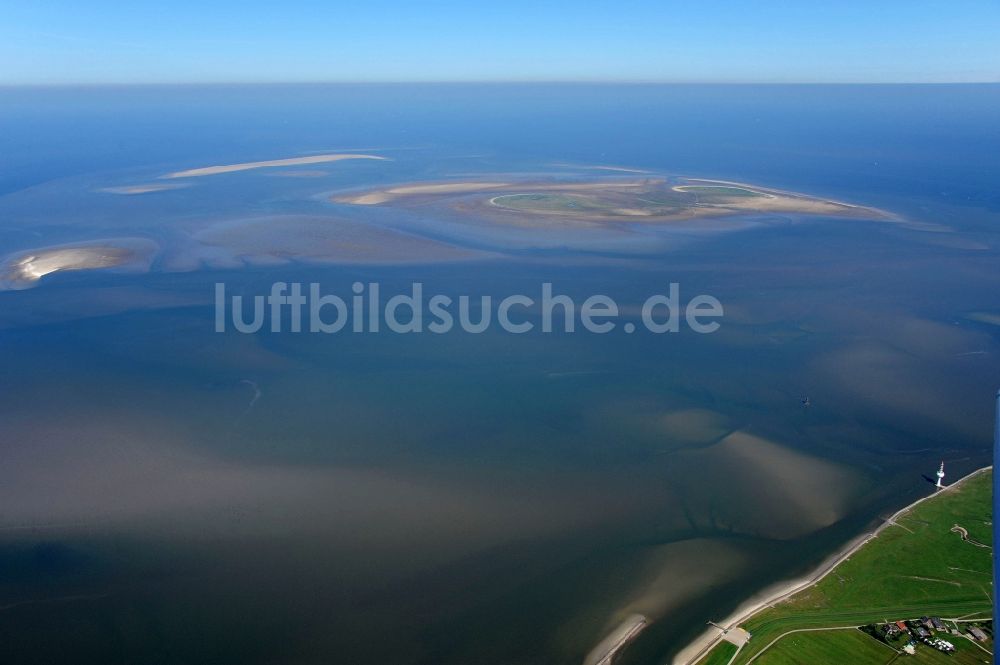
[2,0,998,84]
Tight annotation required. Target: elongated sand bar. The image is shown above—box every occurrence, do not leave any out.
[163,153,386,179]
[99,183,190,195]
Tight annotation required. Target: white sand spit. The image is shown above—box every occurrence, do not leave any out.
[163,153,386,178]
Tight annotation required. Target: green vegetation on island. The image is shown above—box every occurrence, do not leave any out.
[488,184,772,218]
[490,193,620,213]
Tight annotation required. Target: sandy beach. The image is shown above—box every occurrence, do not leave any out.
[334,181,513,205]
[163,153,386,178]
[584,615,649,665]
[99,183,190,194]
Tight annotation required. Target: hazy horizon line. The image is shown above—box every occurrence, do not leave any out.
[2,78,999,89]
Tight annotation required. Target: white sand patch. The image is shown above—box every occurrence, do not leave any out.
[0,238,157,290]
[673,184,775,198]
[584,614,648,665]
[99,183,190,195]
[388,182,510,195]
[264,169,333,178]
[338,191,393,205]
[335,181,511,205]
[163,153,386,178]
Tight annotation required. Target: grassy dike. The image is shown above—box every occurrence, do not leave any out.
[697,468,993,664]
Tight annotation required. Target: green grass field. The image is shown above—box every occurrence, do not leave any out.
[490,193,614,212]
[753,628,895,664]
[750,627,992,665]
[490,190,690,216]
[698,468,993,665]
[698,640,738,665]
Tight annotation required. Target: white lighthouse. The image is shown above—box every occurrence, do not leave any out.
[935,461,946,489]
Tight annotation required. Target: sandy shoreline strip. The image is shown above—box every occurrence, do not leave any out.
[163,153,386,179]
[585,614,649,665]
[679,178,888,214]
[335,181,512,205]
[672,465,994,665]
[99,183,190,195]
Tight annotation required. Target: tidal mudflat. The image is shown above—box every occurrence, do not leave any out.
[0,83,996,665]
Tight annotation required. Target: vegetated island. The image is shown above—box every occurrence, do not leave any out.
[332,177,892,225]
[683,467,993,665]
